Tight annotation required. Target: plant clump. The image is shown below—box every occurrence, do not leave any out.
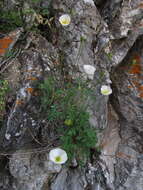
[0,79,9,123]
[0,0,51,33]
[0,10,23,32]
[39,75,97,165]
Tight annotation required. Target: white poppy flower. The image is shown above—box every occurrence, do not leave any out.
[83,65,96,80]
[59,14,71,26]
[101,85,112,95]
[83,0,95,6]
[49,148,68,164]
[5,133,11,140]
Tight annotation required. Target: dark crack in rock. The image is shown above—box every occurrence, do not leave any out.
[110,35,143,190]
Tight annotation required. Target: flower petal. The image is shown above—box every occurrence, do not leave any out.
[59,14,71,26]
[49,148,68,164]
[83,0,95,6]
[83,65,96,79]
[101,85,112,95]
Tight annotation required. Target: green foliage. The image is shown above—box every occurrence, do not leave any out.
[61,106,97,163]
[39,76,97,165]
[22,8,35,14]
[0,79,9,121]
[40,8,50,17]
[4,49,20,59]
[0,1,50,32]
[0,10,23,32]
[106,52,113,60]
[31,0,41,3]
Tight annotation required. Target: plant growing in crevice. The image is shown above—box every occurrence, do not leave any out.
[0,79,9,123]
[0,10,23,32]
[38,75,97,165]
[0,0,52,33]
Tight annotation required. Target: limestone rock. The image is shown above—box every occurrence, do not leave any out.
[0,0,143,190]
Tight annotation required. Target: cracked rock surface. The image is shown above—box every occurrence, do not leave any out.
[0,0,143,189]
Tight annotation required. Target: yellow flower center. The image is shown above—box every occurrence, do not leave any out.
[64,119,73,126]
[55,156,62,162]
[102,89,110,94]
[61,19,69,25]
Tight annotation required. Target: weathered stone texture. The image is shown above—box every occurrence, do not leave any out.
[0,0,143,189]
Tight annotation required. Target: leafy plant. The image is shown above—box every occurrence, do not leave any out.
[61,106,97,163]
[106,52,113,60]
[31,0,41,3]
[0,10,23,32]
[0,79,9,121]
[39,76,97,165]
[0,1,51,32]
[4,49,20,59]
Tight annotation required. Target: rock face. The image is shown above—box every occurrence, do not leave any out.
[9,151,61,190]
[0,0,143,189]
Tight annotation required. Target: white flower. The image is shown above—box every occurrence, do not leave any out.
[5,133,11,140]
[49,148,68,164]
[101,85,112,95]
[83,0,95,6]
[59,14,71,26]
[83,65,96,80]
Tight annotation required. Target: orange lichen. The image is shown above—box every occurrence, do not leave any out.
[0,48,5,54]
[129,64,141,74]
[26,88,34,94]
[27,77,37,81]
[132,80,140,87]
[127,85,132,88]
[138,3,143,8]
[139,92,143,98]
[0,36,13,55]
[128,54,142,74]
[15,100,24,105]
[138,85,143,91]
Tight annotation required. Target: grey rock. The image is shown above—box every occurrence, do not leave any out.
[51,169,87,190]
[0,0,143,190]
[9,150,61,190]
[0,50,44,149]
